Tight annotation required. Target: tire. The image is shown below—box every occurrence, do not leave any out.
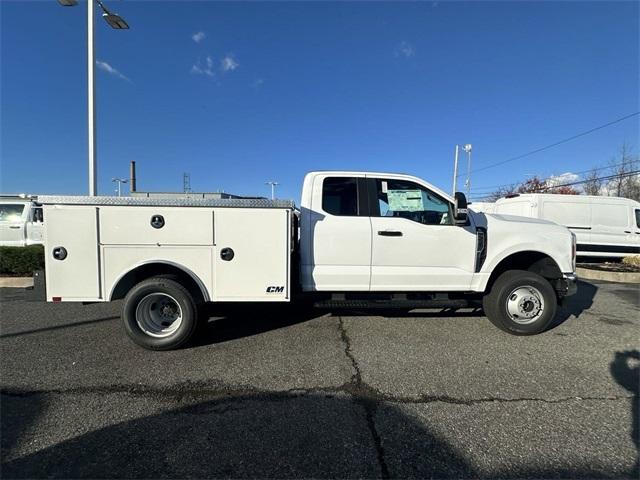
[482,269,557,335]
[122,276,200,350]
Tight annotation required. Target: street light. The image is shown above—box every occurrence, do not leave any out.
[265,181,279,200]
[57,0,130,196]
[111,177,128,197]
[451,143,473,195]
[462,144,473,197]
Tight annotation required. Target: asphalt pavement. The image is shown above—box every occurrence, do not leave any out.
[1,280,638,478]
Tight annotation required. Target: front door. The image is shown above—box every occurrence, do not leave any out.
[368,176,477,291]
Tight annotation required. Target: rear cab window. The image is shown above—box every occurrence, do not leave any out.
[635,209,640,229]
[322,177,359,216]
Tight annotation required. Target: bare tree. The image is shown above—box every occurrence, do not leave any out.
[486,184,518,201]
[608,143,640,200]
[582,168,602,196]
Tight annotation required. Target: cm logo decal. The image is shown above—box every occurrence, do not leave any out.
[266,286,285,293]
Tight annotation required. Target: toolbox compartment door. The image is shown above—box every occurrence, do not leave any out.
[100,207,213,246]
[44,205,100,301]
[214,208,290,301]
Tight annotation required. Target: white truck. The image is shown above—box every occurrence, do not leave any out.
[0,196,44,247]
[471,194,640,258]
[33,171,577,350]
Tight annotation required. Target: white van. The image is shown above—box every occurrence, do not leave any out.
[481,194,640,258]
[0,196,44,246]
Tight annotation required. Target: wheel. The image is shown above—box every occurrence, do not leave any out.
[482,270,557,335]
[122,276,200,350]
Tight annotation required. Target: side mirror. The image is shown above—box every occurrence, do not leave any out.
[454,192,468,225]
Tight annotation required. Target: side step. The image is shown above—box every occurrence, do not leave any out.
[313,296,471,310]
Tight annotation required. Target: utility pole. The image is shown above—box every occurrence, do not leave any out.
[463,144,473,197]
[452,143,473,196]
[183,173,191,193]
[452,145,460,195]
[112,178,128,196]
[265,181,279,200]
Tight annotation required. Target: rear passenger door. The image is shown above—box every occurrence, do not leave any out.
[304,175,372,291]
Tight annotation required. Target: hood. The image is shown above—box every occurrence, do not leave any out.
[484,213,557,226]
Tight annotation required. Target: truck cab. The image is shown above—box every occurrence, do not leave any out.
[0,196,44,247]
[299,171,576,296]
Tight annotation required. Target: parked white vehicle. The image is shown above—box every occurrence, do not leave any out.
[0,196,44,246]
[33,171,577,350]
[472,194,640,258]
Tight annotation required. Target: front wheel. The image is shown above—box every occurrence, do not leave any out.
[482,270,557,335]
[122,276,200,350]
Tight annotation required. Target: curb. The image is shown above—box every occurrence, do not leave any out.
[576,267,640,284]
[0,277,33,288]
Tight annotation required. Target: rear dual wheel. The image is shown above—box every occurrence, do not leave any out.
[483,270,557,335]
[122,276,200,350]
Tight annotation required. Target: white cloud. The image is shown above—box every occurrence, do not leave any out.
[221,55,239,72]
[395,41,415,58]
[96,60,131,82]
[192,31,206,43]
[546,172,579,188]
[191,56,215,77]
[251,78,264,89]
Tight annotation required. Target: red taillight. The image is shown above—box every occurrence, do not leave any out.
[52,297,61,303]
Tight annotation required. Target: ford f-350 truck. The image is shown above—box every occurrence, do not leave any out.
[34,171,577,350]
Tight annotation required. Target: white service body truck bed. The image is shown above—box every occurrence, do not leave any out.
[40,196,294,303]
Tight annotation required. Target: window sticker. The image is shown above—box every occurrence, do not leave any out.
[381,181,388,193]
[387,189,424,211]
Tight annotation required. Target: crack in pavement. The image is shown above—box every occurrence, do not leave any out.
[337,316,390,479]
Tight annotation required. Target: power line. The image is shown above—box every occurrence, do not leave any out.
[459,111,640,177]
[470,169,640,200]
[470,158,638,194]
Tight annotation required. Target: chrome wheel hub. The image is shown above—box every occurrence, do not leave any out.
[505,286,545,324]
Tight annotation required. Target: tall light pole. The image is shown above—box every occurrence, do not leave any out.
[462,143,473,197]
[452,144,460,195]
[451,143,473,195]
[58,0,129,196]
[112,178,128,196]
[265,181,279,200]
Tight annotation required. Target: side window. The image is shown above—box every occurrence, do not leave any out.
[322,177,358,216]
[374,179,453,226]
[0,204,25,222]
[635,209,640,229]
[32,207,44,223]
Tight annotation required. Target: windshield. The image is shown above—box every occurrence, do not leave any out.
[0,204,25,222]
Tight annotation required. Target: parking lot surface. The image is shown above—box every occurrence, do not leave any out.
[1,280,638,478]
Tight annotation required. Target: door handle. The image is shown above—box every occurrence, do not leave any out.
[624,230,631,234]
[9,225,21,229]
[378,230,403,237]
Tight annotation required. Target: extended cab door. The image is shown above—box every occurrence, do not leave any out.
[302,175,372,291]
[368,176,477,291]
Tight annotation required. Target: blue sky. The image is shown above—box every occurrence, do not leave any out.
[1,0,638,201]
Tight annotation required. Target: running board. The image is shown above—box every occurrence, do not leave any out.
[312,298,471,310]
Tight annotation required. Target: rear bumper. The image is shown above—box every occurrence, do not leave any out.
[557,273,578,298]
